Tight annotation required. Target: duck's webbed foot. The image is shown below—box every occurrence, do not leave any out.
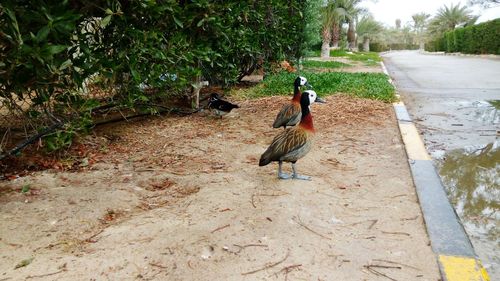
[292,163,312,181]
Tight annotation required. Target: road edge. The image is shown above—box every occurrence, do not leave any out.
[380,61,491,281]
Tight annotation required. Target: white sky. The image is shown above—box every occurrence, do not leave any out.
[360,0,500,27]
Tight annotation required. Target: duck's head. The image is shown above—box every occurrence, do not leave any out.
[209,93,220,102]
[294,76,312,89]
[301,90,325,108]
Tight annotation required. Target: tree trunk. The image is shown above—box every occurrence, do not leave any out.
[321,41,330,58]
[331,22,340,49]
[321,26,331,58]
[363,38,370,52]
[347,20,356,51]
[419,41,425,50]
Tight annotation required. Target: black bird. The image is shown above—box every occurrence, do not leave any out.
[208,93,239,118]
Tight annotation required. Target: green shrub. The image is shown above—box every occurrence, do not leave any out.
[426,19,500,54]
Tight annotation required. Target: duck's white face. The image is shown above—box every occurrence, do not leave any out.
[305,90,317,106]
[299,76,308,86]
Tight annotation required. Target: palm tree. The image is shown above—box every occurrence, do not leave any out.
[428,3,477,35]
[330,6,349,49]
[412,12,430,50]
[320,1,348,58]
[340,0,365,51]
[320,0,364,55]
[356,15,383,51]
[321,2,336,58]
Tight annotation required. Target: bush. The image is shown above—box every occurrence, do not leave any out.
[426,19,500,54]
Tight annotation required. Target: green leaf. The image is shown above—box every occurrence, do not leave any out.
[105,8,113,15]
[101,15,112,28]
[14,257,34,269]
[45,45,67,55]
[4,7,22,44]
[21,184,30,193]
[59,59,72,70]
[36,26,50,43]
[173,16,183,28]
[130,68,140,81]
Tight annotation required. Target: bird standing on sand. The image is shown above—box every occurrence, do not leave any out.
[259,90,325,180]
[208,93,239,118]
[272,76,311,129]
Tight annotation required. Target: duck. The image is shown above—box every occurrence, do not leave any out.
[207,93,239,118]
[259,90,325,180]
[272,76,312,129]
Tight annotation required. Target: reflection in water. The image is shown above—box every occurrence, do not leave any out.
[472,100,499,124]
[436,141,499,275]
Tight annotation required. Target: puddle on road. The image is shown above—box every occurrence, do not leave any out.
[435,141,500,277]
[460,100,500,125]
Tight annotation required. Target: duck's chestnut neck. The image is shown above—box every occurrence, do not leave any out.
[299,110,314,132]
[292,84,301,102]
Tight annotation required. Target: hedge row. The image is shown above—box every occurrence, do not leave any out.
[426,19,500,54]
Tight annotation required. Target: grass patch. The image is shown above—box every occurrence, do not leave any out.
[302,60,350,69]
[488,100,500,110]
[330,50,381,65]
[233,71,395,102]
[307,50,382,66]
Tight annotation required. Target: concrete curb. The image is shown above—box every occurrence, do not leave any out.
[420,50,500,60]
[380,61,491,281]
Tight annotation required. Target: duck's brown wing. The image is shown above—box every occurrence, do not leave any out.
[259,128,310,166]
[272,102,301,128]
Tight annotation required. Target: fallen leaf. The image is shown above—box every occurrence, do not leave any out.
[15,257,34,269]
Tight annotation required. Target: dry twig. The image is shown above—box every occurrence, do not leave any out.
[364,266,399,281]
[372,259,420,271]
[241,250,290,275]
[211,224,230,233]
[381,231,411,236]
[84,228,105,243]
[293,216,332,240]
[272,264,302,281]
[251,192,290,208]
[25,269,66,279]
[224,244,268,254]
[149,262,168,269]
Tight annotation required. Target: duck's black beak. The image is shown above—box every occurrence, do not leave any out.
[305,82,313,90]
[315,96,326,103]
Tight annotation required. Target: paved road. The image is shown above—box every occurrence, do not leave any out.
[382,50,500,153]
[383,50,500,279]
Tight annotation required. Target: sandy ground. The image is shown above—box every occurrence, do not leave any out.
[0,92,441,280]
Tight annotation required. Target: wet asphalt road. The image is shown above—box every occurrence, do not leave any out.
[382,50,500,152]
[382,50,500,278]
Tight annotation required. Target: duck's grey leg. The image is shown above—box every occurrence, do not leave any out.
[292,163,311,181]
[278,161,291,179]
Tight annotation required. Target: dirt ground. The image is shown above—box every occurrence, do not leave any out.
[0,87,442,280]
